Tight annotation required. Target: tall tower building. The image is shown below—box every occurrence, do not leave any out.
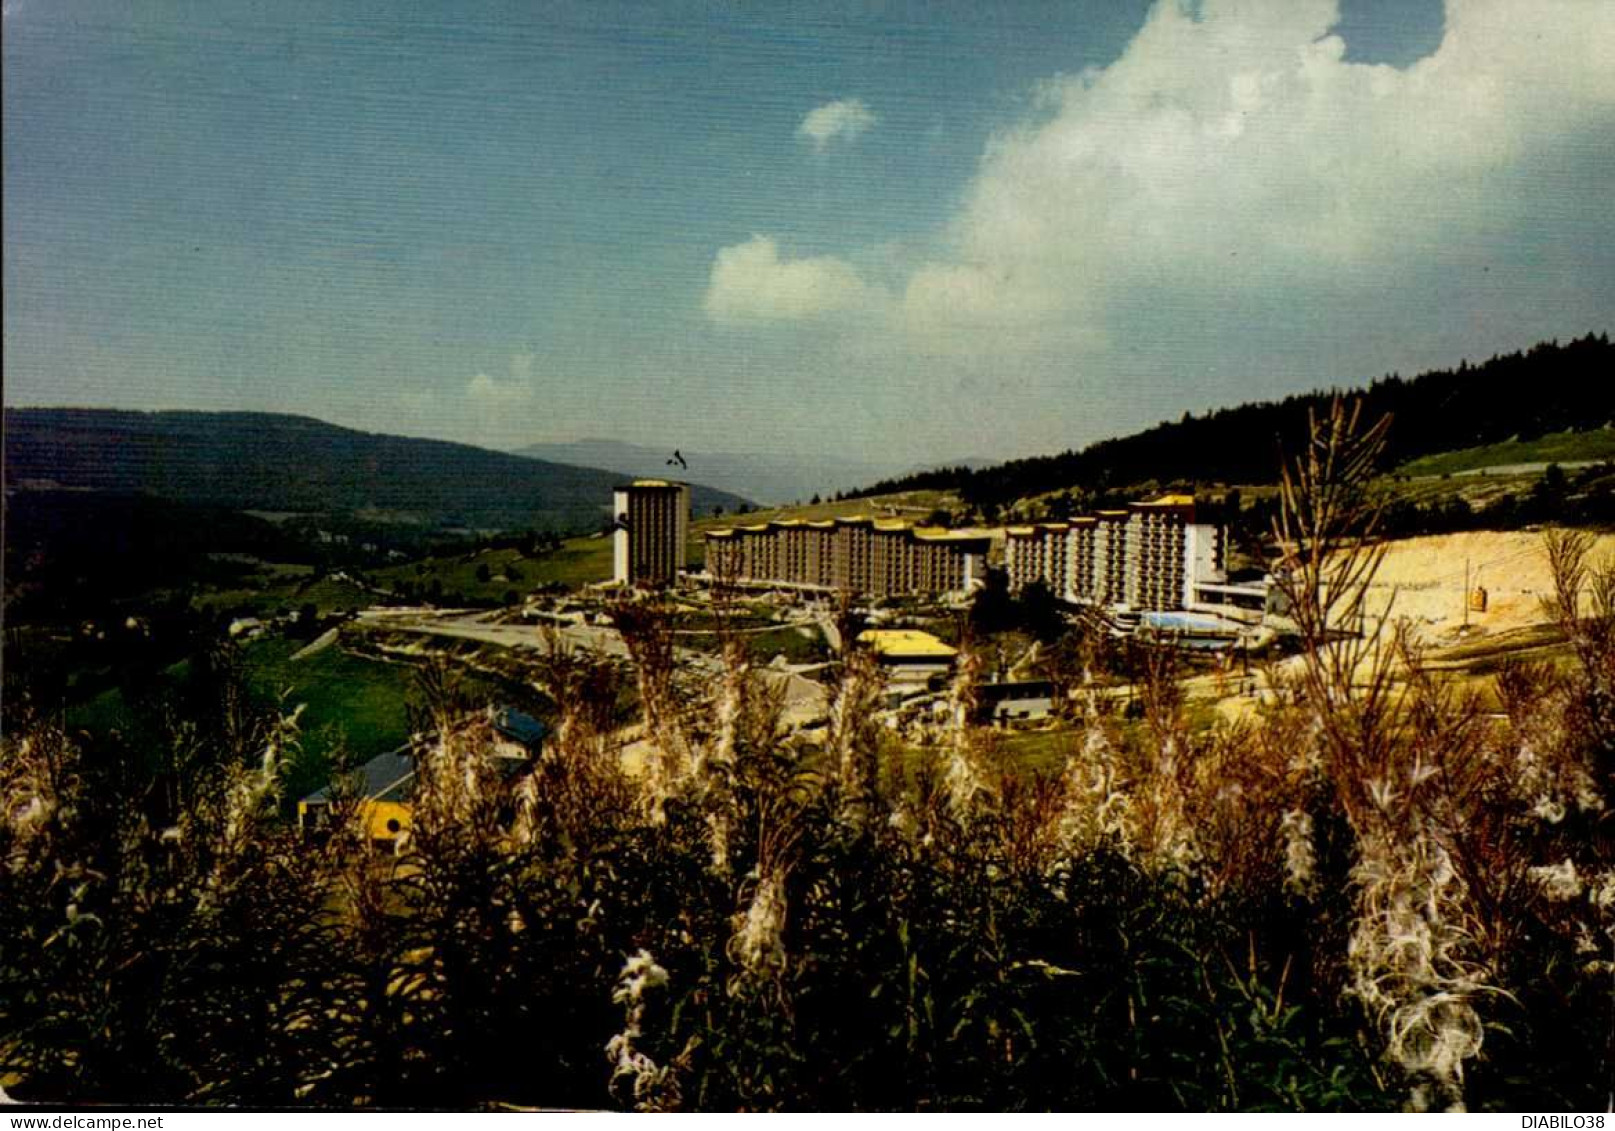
[612,480,689,587]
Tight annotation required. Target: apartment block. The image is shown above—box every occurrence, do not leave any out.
[612,479,690,587]
[704,516,989,598]
[1003,495,1226,612]
[1004,523,1068,592]
[1092,510,1132,607]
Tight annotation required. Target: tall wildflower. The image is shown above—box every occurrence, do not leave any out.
[1277,400,1496,1110]
[613,597,693,822]
[1057,688,1133,852]
[699,637,752,874]
[696,588,789,875]
[516,634,633,852]
[1347,830,1487,1111]
[726,790,803,998]
[943,642,992,817]
[1,729,71,876]
[1279,809,1318,897]
[826,646,884,824]
[704,639,748,777]
[1132,647,1199,872]
[730,868,789,988]
[605,950,681,1111]
[198,705,303,906]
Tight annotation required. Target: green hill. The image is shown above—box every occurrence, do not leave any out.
[4,408,748,532]
[1396,427,1615,478]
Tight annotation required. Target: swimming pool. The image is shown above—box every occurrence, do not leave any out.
[1138,611,1243,634]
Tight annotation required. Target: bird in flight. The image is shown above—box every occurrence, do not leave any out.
[611,513,632,532]
[666,450,688,470]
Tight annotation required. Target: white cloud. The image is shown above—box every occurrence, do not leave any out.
[462,363,537,448]
[693,0,1612,457]
[466,371,532,407]
[799,98,878,151]
[898,0,1615,342]
[704,235,879,323]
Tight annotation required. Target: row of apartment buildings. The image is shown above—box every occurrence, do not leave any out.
[617,480,1254,618]
[1003,495,1226,612]
[703,517,991,599]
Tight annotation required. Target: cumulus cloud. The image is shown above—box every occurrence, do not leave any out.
[695,0,1611,456]
[458,358,539,447]
[704,235,879,323]
[899,0,1615,343]
[466,371,532,406]
[799,98,878,151]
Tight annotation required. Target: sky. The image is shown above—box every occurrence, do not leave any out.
[5,0,1613,466]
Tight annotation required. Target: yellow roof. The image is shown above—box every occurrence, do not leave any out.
[913,529,990,543]
[856,629,958,658]
[706,528,735,537]
[628,478,682,488]
[1140,494,1196,507]
[1005,525,1037,536]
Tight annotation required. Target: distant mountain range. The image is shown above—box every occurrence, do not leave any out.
[512,439,896,506]
[3,409,749,533]
[512,438,996,506]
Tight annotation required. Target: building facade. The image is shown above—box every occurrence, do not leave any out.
[705,516,989,599]
[1003,495,1226,612]
[856,628,958,684]
[612,479,690,587]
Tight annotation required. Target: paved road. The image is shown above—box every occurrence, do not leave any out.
[1430,459,1605,478]
[353,608,828,724]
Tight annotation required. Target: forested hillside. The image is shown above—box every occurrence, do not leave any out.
[4,409,748,532]
[853,334,1614,508]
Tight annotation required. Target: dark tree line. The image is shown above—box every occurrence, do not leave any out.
[850,334,1614,509]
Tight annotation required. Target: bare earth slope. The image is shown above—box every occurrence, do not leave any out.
[1362,529,1615,642]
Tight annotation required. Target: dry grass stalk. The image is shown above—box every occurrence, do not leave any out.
[1,720,76,877]
[826,646,885,823]
[514,631,634,850]
[612,596,695,821]
[1056,677,1132,853]
[726,782,806,998]
[605,949,682,1111]
[944,640,994,817]
[1276,398,1501,1110]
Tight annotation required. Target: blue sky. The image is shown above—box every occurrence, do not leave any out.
[5,0,1610,465]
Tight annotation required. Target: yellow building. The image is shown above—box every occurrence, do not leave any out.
[856,628,958,684]
[297,708,547,849]
[297,745,416,846]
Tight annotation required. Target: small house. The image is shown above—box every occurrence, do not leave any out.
[975,680,1055,725]
[856,629,958,686]
[298,707,546,848]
